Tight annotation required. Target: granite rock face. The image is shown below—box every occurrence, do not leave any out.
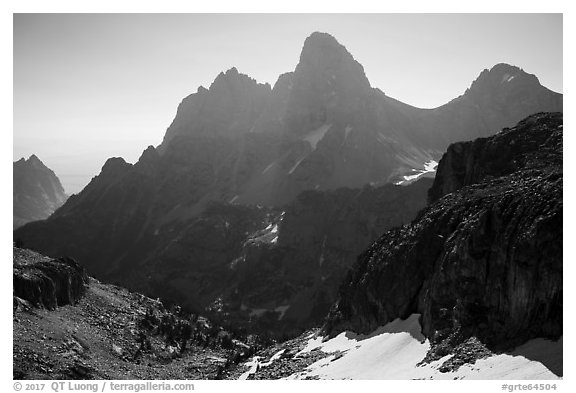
[324,113,562,351]
[13,247,88,310]
[13,155,68,229]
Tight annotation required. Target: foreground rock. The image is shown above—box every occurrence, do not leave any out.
[324,113,562,356]
[13,248,88,310]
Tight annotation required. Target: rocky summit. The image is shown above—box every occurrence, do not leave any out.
[13,155,67,229]
[324,113,562,358]
[13,32,563,340]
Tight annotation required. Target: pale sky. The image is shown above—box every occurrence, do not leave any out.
[13,14,562,194]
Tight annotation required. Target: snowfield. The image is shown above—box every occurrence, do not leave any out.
[285,314,561,380]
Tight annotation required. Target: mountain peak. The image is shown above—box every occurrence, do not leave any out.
[16,154,49,171]
[298,32,357,69]
[209,67,270,92]
[470,63,538,88]
[101,157,131,176]
[13,154,67,228]
[225,66,239,75]
[489,62,522,74]
[295,32,370,90]
[27,154,46,167]
[304,31,340,46]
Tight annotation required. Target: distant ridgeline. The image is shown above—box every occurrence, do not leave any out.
[13,155,67,229]
[14,32,562,337]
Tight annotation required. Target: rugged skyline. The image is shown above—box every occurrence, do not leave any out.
[12,12,564,381]
[13,30,562,340]
[13,14,562,194]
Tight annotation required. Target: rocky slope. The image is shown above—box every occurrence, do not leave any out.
[324,113,562,357]
[14,32,562,336]
[13,155,67,229]
[13,248,260,380]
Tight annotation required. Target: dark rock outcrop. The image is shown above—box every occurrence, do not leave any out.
[13,247,89,309]
[324,112,562,352]
[428,111,562,203]
[13,155,68,229]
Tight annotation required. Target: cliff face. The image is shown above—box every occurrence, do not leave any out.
[13,155,68,229]
[428,111,562,203]
[325,112,562,351]
[13,247,88,310]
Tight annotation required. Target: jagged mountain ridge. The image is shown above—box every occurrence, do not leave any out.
[14,32,562,335]
[324,113,562,355]
[13,155,68,229]
[152,32,561,207]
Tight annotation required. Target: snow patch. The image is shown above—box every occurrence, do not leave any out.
[239,350,286,380]
[502,73,516,83]
[262,161,276,174]
[249,308,268,318]
[229,256,245,270]
[319,236,327,267]
[288,155,307,175]
[344,125,353,139]
[275,305,290,320]
[287,314,561,380]
[395,160,438,185]
[303,124,332,151]
[342,125,353,146]
[239,356,261,380]
[376,133,397,146]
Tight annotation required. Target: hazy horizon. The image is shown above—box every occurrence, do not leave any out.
[14,13,562,194]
